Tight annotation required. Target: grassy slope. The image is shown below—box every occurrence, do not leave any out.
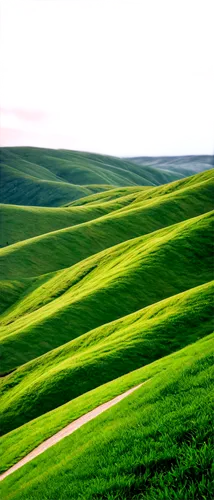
[1,333,213,500]
[0,278,36,315]
[0,164,213,498]
[66,185,145,207]
[2,147,188,187]
[68,168,213,206]
[1,147,212,208]
[0,281,213,435]
[0,161,111,207]
[0,332,212,476]
[0,147,149,208]
[0,211,213,373]
[0,201,126,248]
[1,187,154,248]
[1,170,212,248]
[0,168,212,250]
[0,170,213,279]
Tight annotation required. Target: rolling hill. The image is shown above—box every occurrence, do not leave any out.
[0,280,213,436]
[0,210,213,375]
[0,170,213,277]
[0,150,213,500]
[1,146,213,207]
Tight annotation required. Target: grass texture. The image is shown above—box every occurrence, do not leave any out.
[0,154,213,499]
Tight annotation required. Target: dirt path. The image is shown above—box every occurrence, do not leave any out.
[0,383,144,481]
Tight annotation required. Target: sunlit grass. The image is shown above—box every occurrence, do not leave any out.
[0,281,213,436]
[1,333,213,499]
[0,160,213,499]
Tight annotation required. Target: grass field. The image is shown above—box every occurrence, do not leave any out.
[0,280,213,436]
[0,334,213,499]
[0,170,213,279]
[0,149,213,499]
[0,211,213,375]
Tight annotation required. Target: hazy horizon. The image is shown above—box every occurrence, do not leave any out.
[1,144,214,160]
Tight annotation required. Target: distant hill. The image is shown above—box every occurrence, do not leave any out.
[1,146,213,207]
[128,154,213,175]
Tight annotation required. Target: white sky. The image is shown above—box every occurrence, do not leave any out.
[0,0,214,156]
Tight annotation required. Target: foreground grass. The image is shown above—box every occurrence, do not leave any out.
[1,333,213,499]
[0,281,213,435]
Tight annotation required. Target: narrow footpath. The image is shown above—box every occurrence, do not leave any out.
[0,383,144,481]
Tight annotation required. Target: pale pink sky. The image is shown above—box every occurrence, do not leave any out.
[0,0,214,156]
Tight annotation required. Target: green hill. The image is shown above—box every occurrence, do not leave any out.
[1,147,213,207]
[0,156,213,499]
[0,281,213,435]
[0,202,121,248]
[0,170,213,277]
[0,210,213,374]
[0,333,213,499]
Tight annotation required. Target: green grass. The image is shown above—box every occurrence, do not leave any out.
[0,211,213,373]
[66,185,146,207]
[0,160,111,207]
[1,187,155,247]
[0,147,151,208]
[0,333,213,499]
[0,278,36,315]
[1,147,212,207]
[0,281,213,435]
[0,170,213,279]
[0,202,122,248]
[68,168,213,206]
[0,160,213,499]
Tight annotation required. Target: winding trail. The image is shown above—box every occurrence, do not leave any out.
[0,383,143,481]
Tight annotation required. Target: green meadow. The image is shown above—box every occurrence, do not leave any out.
[0,147,213,499]
[1,335,213,499]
